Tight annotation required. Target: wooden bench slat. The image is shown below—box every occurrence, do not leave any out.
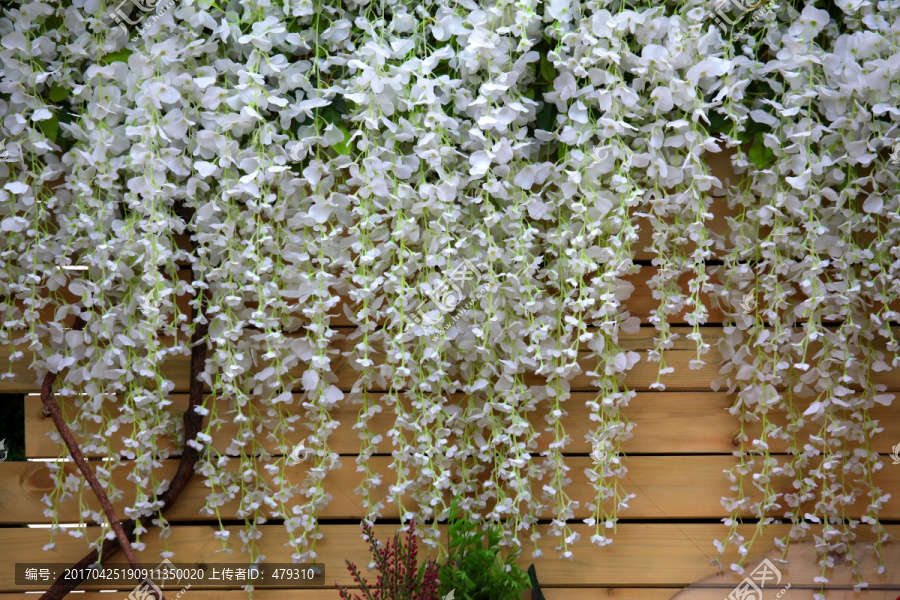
[0,525,897,590]
[0,591,681,600]
[2,454,897,524]
[24,391,900,458]
[1,584,898,597]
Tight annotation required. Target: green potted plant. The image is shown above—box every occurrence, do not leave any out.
[437,502,530,600]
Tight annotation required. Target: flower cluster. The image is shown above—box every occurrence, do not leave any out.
[703,2,900,584]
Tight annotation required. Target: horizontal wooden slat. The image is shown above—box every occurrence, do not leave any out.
[0,591,677,600]
[2,591,900,600]
[0,525,898,591]
[4,327,899,395]
[3,454,897,524]
[673,592,900,599]
[24,390,900,459]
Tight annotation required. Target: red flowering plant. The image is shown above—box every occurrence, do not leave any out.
[337,520,441,600]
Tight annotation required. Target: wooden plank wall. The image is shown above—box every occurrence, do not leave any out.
[1,151,898,599]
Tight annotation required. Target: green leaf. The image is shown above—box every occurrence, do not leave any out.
[48,83,70,103]
[539,56,556,84]
[201,0,227,10]
[38,113,59,143]
[741,118,771,142]
[706,111,731,134]
[439,500,530,600]
[100,49,133,65]
[535,102,557,132]
[748,135,774,169]
[314,14,332,33]
[331,125,352,155]
[315,94,347,127]
[43,15,62,32]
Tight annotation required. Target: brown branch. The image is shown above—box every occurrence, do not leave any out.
[41,293,209,600]
[39,315,143,570]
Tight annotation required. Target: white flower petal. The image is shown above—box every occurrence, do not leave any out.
[308,204,331,223]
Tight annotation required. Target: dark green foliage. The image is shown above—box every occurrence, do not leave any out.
[438,503,530,600]
[99,48,133,64]
[747,134,775,169]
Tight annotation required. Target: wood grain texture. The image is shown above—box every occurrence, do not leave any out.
[23,391,900,458]
[0,591,674,600]
[0,592,675,600]
[3,454,897,524]
[0,525,897,591]
[0,592,899,600]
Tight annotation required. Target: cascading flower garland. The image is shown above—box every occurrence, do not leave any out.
[704,1,900,588]
[0,0,897,591]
